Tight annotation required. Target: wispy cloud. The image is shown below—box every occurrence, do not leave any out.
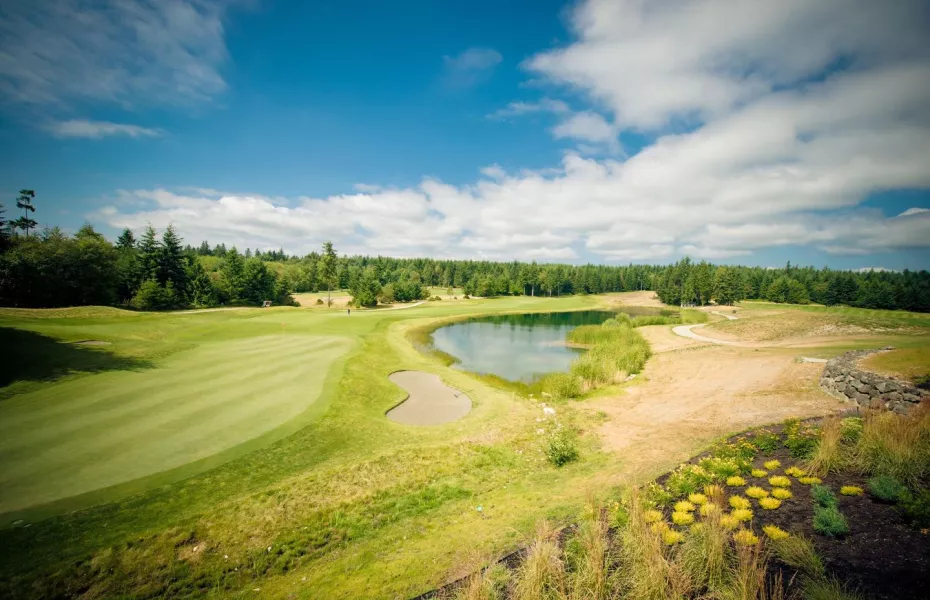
[550,111,619,152]
[0,0,236,109]
[486,98,570,120]
[47,119,163,139]
[441,47,502,88]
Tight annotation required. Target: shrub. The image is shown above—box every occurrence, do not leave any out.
[732,529,759,546]
[798,476,823,485]
[762,525,789,540]
[771,488,793,500]
[672,511,694,526]
[641,483,674,508]
[674,500,696,513]
[785,466,806,477]
[662,529,684,545]
[811,484,838,508]
[840,486,864,496]
[315,298,324,305]
[538,372,582,400]
[745,486,769,499]
[900,488,930,528]
[768,476,791,488]
[726,476,746,487]
[666,464,714,497]
[729,496,751,510]
[840,417,864,443]
[763,460,781,471]
[750,429,780,454]
[700,503,720,517]
[784,418,820,459]
[719,514,740,530]
[770,535,824,578]
[750,469,767,478]
[700,457,743,479]
[759,497,782,510]
[130,279,182,311]
[688,493,707,505]
[731,508,753,522]
[643,509,662,524]
[544,427,579,467]
[867,474,906,503]
[813,505,848,536]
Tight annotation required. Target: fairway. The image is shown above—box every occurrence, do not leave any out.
[0,333,352,514]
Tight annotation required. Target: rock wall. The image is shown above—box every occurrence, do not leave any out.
[820,347,928,414]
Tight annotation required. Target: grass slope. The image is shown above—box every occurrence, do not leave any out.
[0,334,352,514]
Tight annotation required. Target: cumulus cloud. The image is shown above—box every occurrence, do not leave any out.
[442,47,502,88]
[96,0,930,263]
[0,0,236,108]
[47,119,163,139]
[486,98,571,120]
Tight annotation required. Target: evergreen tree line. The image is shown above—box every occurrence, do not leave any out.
[0,224,299,310]
[0,197,927,312]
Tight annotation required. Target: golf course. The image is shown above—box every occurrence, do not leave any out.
[1,291,928,599]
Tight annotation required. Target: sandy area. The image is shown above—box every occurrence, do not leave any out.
[604,291,667,308]
[585,343,840,478]
[386,371,472,426]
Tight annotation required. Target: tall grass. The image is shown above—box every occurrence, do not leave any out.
[513,522,566,600]
[806,417,844,477]
[453,563,509,600]
[566,322,652,386]
[681,509,731,592]
[566,508,614,600]
[853,406,930,487]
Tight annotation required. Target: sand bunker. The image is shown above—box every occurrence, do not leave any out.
[386,371,471,426]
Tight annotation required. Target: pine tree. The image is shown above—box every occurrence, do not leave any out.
[138,225,161,281]
[116,228,136,250]
[320,241,338,306]
[159,225,188,300]
[14,189,37,237]
[222,247,246,301]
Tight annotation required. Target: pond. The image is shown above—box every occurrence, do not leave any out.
[430,308,670,383]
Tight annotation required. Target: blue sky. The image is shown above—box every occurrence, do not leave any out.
[1,0,929,270]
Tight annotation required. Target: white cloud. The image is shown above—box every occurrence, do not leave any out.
[95,0,930,264]
[487,98,570,120]
[0,0,235,108]
[47,119,163,139]
[551,111,618,151]
[442,47,502,88]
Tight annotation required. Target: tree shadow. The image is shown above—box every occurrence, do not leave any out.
[0,328,155,390]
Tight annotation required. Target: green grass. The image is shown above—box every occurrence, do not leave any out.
[0,294,619,599]
[860,347,930,383]
[0,333,352,514]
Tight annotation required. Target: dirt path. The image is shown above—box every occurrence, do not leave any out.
[386,371,470,425]
[585,341,840,477]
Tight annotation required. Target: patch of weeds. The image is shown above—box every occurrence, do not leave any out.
[700,456,745,478]
[785,466,806,477]
[700,503,720,517]
[544,425,579,467]
[751,469,768,478]
[784,418,820,459]
[769,476,791,488]
[803,577,866,600]
[867,474,906,503]
[642,509,662,524]
[811,484,838,509]
[662,529,684,545]
[711,436,758,462]
[839,486,863,496]
[719,514,740,530]
[726,476,746,487]
[763,460,781,471]
[538,372,582,400]
[899,488,930,529]
[674,500,695,513]
[813,506,849,537]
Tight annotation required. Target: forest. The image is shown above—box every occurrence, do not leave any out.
[0,208,928,312]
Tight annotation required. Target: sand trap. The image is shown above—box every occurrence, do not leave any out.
[386,371,471,426]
